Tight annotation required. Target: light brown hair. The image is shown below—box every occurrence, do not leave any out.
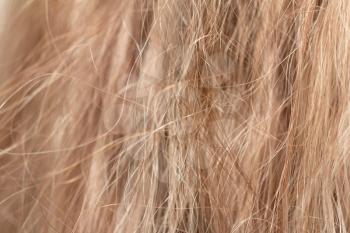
[0,0,349,232]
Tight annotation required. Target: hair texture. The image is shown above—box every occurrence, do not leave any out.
[0,0,350,232]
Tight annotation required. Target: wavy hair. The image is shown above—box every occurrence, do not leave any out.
[0,0,349,232]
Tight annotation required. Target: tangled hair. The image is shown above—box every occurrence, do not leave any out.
[0,0,349,232]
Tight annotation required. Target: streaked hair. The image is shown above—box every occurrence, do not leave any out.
[1,0,349,232]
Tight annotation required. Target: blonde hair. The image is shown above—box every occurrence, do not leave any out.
[1,0,350,232]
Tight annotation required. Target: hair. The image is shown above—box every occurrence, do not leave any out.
[0,0,349,232]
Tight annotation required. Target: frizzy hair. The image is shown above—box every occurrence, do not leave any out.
[0,0,349,232]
